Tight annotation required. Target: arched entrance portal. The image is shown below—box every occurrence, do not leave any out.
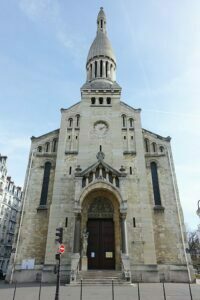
[87,198,115,269]
[81,188,121,270]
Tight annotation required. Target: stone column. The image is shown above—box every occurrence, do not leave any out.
[73,213,81,253]
[92,62,95,79]
[97,60,100,77]
[121,213,128,254]
[107,62,111,78]
[113,175,116,186]
[92,171,95,181]
[105,170,109,181]
[99,166,103,177]
[86,176,89,186]
[86,67,89,81]
[102,61,106,78]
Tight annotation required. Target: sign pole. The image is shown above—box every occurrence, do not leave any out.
[55,253,61,300]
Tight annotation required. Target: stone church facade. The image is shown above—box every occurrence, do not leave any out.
[10,8,193,283]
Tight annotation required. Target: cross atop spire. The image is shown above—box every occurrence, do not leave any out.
[97,7,106,33]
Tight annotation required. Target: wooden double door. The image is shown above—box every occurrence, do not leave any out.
[87,219,115,270]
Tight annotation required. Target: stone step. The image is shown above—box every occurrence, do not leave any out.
[71,270,130,286]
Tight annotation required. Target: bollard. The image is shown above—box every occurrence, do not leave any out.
[13,282,17,300]
[188,283,193,300]
[112,279,114,300]
[38,280,42,300]
[137,282,140,300]
[80,279,82,300]
[162,282,166,300]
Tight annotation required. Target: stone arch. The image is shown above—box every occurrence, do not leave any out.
[79,181,123,207]
[80,183,122,270]
[146,159,160,168]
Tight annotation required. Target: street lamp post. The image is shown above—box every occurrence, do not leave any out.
[197,200,200,218]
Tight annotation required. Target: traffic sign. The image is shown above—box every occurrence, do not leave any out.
[59,244,65,254]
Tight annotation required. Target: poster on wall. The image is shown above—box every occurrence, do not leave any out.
[21,259,35,270]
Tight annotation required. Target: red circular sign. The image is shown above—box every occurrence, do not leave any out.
[59,244,65,254]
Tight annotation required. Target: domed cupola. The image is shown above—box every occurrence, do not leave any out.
[86,7,117,84]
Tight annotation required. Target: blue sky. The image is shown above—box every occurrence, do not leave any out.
[0,0,200,230]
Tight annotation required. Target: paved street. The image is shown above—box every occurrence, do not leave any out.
[0,282,200,300]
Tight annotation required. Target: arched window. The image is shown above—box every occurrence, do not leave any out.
[160,146,164,153]
[129,118,133,128]
[144,138,150,152]
[39,162,51,206]
[99,97,103,104]
[45,142,50,152]
[68,118,73,127]
[52,139,57,152]
[91,97,96,105]
[38,146,42,153]
[152,142,157,153]
[150,162,161,206]
[76,114,80,127]
[107,97,111,104]
[122,115,126,127]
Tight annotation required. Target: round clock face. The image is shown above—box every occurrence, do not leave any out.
[94,121,108,136]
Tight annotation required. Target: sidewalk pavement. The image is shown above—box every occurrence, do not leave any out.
[0,282,200,300]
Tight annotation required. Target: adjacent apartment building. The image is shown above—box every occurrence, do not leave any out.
[0,154,23,274]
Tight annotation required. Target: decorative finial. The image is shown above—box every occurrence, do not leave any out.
[97,6,106,33]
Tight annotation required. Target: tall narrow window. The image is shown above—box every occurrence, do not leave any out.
[100,145,102,151]
[38,146,42,153]
[52,139,57,152]
[39,162,51,206]
[76,114,80,127]
[95,61,97,77]
[45,142,50,152]
[106,61,108,77]
[122,115,126,127]
[100,60,103,77]
[129,118,133,128]
[69,118,73,127]
[152,142,157,152]
[69,167,72,175]
[133,218,136,228]
[150,162,161,205]
[144,138,149,152]
[90,64,92,79]
[130,167,132,175]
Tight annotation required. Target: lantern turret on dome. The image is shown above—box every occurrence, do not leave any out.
[83,7,120,90]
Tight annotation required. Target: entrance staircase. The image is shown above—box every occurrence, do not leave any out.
[73,270,130,285]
